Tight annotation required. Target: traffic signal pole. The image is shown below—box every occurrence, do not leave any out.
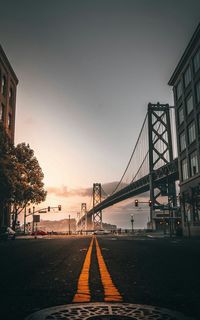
[24,205,62,235]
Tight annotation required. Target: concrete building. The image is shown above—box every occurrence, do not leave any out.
[0,44,18,142]
[0,45,18,228]
[169,23,200,236]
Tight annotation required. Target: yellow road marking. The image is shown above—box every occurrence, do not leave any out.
[95,237,123,302]
[73,237,94,303]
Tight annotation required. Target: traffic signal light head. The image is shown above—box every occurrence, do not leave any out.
[48,206,51,212]
[135,199,138,207]
[149,200,152,207]
[58,205,61,211]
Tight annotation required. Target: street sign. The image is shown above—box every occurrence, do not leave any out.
[33,215,40,222]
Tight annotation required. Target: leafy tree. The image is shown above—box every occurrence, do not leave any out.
[0,124,47,229]
[0,124,16,226]
[12,143,47,229]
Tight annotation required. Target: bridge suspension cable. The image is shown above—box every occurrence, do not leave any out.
[110,112,148,195]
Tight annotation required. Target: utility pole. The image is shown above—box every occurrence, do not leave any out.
[69,214,71,235]
[131,214,134,233]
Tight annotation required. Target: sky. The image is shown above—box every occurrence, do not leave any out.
[0,0,200,228]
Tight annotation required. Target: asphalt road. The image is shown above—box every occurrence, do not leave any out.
[0,235,200,320]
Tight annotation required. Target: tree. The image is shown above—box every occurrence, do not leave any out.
[12,143,47,229]
[0,124,16,227]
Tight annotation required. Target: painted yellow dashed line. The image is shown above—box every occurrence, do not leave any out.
[95,237,123,302]
[73,236,122,303]
[72,237,94,302]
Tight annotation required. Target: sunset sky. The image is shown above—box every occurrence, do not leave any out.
[1,0,200,228]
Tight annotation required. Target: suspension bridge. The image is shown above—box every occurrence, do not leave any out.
[77,103,179,231]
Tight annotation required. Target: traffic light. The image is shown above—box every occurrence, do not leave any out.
[149,200,152,207]
[28,208,31,214]
[48,206,51,212]
[135,199,138,207]
[58,205,61,211]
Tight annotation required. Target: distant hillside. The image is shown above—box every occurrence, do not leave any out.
[36,219,117,232]
[38,218,76,232]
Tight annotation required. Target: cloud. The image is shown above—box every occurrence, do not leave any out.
[47,182,150,200]
[47,186,92,198]
[47,182,122,199]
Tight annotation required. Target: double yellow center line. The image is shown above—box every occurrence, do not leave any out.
[73,236,122,303]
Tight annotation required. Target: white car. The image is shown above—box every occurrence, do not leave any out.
[93,229,110,235]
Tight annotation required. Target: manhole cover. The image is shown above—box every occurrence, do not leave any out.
[25,303,194,320]
[88,316,133,320]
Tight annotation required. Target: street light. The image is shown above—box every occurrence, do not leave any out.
[131,214,134,233]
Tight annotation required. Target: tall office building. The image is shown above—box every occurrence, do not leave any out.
[0,45,18,142]
[169,23,200,236]
[0,45,18,227]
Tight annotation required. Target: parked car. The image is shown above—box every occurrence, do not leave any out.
[93,229,110,235]
[31,230,47,236]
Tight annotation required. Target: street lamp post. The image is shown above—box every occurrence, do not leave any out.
[131,214,134,233]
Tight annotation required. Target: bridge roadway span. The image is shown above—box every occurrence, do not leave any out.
[79,158,178,225]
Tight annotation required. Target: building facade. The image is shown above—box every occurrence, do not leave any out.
[0,45,18,142]
[169,23,200,236]
[0,45,18,228]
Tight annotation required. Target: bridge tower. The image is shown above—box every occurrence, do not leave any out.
[81,203,87,230]
[76,212,80,231]
[93,183,102,230]
[148,103,176,225]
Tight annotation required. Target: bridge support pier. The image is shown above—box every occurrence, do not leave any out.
[81,203,88,231]
[93,183,102,230]
[148,103,177,229]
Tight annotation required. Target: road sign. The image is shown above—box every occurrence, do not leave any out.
[33,215,40,222]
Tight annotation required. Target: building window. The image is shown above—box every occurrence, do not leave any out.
[184,66,191,88]
[193,49,200,73]
[188,121,196,144]
[176,81,182,100]
[0,104,4,121]
[186,95,193,115]
[179,131,186,152]
[8,113,12,129]
[190,151,199,176]
[196,80,200,104]
[181,158,189,181]
[1,75,7,96]
[198,113,200,133]
[178,105,184,125]
[9,87,14,107]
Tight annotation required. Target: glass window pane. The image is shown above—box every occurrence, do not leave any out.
[8,113,12,129]
[179,131,186,151]
[198,114,200,133]
[1,75,7,96]
[188,122,196,144]
[178,105,184,125]
[194,49,200,73]
[176,81,182,100]
[190,151,199,176]
[181,158,188,180]
[0,104,4,121]
[184,66,191,88]
[9,87,14,107]
[196,80,200,104]
[186,95,193,114]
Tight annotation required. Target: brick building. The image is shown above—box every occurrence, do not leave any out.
[0,44,18,142]
[0,45,18,227]
[168,23,200,236]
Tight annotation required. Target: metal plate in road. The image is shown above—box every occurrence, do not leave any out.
[26,303,194,320]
